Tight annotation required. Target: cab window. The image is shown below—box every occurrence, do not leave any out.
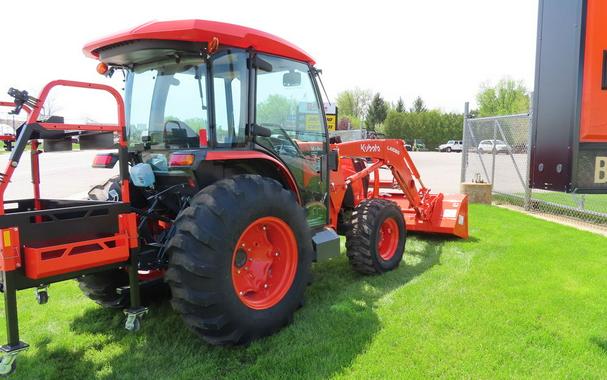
[254,54,328,226]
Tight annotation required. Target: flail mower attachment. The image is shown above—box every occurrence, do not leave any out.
[331,139,469,239]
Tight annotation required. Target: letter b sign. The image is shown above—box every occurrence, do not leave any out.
[595,157,607,184]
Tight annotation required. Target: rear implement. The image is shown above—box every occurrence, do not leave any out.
[0,81,145,376]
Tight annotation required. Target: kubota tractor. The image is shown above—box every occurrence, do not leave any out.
[0,20,468,375]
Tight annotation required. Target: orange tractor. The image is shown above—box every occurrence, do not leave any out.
[0,20,468,375]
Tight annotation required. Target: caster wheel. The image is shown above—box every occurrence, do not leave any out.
[125,316,141,332]
[0,360,16,377]
[36,291,49,305]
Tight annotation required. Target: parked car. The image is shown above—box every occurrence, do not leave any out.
[438,140,463,152]
[477,139,511,154]
[405,143,412,151]
[413,139,426,151]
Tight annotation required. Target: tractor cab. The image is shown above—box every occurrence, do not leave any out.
[86,22,330,227]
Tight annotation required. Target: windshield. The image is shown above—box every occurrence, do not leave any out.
[125,49,249,150]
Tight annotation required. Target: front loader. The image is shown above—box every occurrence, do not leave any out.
[0,19,468,376]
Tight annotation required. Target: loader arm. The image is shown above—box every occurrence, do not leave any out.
[330,139,468,239]
[333,139,431,217]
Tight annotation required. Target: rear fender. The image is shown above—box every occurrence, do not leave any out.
[204,150,301,204]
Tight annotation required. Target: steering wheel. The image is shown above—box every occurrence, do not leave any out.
[163,120,195,148]
[257,123,303,157]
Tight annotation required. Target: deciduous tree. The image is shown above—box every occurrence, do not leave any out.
[476,78,530,116]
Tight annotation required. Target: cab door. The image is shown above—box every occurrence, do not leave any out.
[253,54,329,227]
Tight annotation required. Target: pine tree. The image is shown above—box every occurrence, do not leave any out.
[366,93,389,131]
[395,97,406,113]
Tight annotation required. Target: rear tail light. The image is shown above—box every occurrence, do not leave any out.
[92,153,118,168]
[169,153,195,167]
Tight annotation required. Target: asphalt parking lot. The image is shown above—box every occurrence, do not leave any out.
[4,150,118,200]
[3,150,467,200]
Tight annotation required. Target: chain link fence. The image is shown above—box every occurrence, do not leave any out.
[461,108,607,228]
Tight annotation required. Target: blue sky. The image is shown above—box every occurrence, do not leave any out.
[0,0,538,121]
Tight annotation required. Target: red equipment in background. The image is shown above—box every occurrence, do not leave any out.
[0,101,28,151]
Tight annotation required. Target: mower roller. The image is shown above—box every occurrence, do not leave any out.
[0,19,467,375]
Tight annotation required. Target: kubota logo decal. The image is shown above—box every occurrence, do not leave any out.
[361,143,380,153]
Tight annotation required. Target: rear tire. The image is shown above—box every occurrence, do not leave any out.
[77,270,129,308]
[346,199,406,274]
[165,175,313,345]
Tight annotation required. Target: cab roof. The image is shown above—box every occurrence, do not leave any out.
[83,19,315,65]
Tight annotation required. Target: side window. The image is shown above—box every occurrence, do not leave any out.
[255,54,328,227]
[255,54,326,154]
[213,50,248,146]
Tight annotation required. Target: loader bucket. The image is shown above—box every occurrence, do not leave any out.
[378,192,469,239]
[404,193,469,239]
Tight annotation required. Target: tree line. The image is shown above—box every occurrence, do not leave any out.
[335,78,530,150]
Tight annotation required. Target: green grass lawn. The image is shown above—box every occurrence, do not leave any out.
[530,192,607,214]
[3,204,607,379]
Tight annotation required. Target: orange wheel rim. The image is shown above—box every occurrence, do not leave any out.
[231,217,298,310]
[377,217,399,261]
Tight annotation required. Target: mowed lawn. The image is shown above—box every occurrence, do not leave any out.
[3,204,607,379]
[531,192,607,214]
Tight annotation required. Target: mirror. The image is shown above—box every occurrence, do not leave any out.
[283,71,301,87]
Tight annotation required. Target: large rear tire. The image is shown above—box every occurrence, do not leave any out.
[165,175,312,345]
[346,199,406,274]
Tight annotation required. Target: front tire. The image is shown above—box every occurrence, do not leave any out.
[346,199,406,274]
[165,175,313,345]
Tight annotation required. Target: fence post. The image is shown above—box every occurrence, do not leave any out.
[491,120,497,186]
[524,96,533,211]
[460,102,469,184]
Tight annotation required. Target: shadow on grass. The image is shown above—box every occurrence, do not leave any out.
[22,236,464,379]
[17,336,98,379]
[590,336,607,354]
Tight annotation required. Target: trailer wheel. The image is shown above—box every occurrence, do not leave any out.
[346,199,406,274]
[165,174,312,345]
